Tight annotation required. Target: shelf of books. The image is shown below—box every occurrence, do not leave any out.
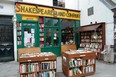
[62,50,96,77]
[17,22,22,45]
[19,52,57,77]
[80,29,103,51]
[39,17,44,48]
[79,23,105,60]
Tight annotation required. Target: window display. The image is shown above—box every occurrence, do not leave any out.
[61,19,75,45]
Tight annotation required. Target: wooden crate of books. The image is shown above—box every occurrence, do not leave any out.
[19,52,57,77]
[62,50,96,77]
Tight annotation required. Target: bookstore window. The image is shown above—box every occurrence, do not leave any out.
[61,19,75,45]
[53,29,59,46]
[46,28,52,46]
[45,18,52,26]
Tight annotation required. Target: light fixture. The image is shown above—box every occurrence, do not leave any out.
[12,16,17,22]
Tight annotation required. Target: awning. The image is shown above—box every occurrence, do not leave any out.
[77,24,101,32]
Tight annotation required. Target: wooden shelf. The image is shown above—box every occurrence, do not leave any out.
[62,51,96,77]
[19,52,57,77]
[79,23,105,55]
[19,55,56,62]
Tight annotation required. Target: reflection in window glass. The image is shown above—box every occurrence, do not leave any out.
[54,29,59,46]
[46,29,52,46]
[53,19,58,26]
[45,18,52,26]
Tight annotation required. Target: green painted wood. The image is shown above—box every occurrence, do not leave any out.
[16,14,22,21]
[16,14,23,48]
[75,20,80,49]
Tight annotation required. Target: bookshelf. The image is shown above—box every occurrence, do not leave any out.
[80,25,105,51]
[78,23,105,60]
[62,50,96,77]
[17,22,22,45]
[39,17,44,48]
[19,52,57,77]
[61,27,74,44]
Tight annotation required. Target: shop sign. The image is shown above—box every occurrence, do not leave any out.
[22,15,38,21]
[16,3,80,20]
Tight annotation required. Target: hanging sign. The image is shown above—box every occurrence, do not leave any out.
[16,3,80,20]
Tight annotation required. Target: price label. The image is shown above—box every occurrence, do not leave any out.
[45,58,49,60]
[80,55,85,57]
[28,60,31,62]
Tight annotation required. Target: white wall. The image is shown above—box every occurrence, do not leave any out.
[79,0,114,45]
[23,0,80,10]
[23,0,53,6]
[0,1,14,15]
[65,0,79,10]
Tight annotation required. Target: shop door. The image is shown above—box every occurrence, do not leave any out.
[22,22,38,47]
[0,16,14,62]
[41,18,61,56]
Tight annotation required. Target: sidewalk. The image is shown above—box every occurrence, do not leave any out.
[0,61,19,77]
[0,57,116,77]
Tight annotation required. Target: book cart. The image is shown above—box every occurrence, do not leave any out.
[62,50,96,77]
[19,52,57,77]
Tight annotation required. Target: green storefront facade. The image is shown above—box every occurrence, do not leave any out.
[16,2,80,56]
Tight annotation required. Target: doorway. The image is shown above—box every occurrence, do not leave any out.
[0,16,14,62]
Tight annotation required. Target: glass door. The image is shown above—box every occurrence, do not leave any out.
[0,16,14,61]
[41,18,61,56]
[45,18,60,47]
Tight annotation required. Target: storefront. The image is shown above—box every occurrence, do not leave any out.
[16,2,80,56]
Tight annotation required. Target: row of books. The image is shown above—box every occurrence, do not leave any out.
[83,59,95,65]
[39,71,56,77]
[81,39,102,42]
[83,65,94,73]
[20,61,56,73]
[17,31,21,35]
[40,33,44,36]
[69,67,82,76]
[18,41,22,45]
[20,63,39,73]
[18,37,22,41]
[69,58,95,67]
[69,58,82,67]
[41,61,56,70]
[20,71,55,77]
[80,43,102,48]
[20,52,55,58]
[20,73,38,77]
[64,50,85,55]
[40,37,44,41]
